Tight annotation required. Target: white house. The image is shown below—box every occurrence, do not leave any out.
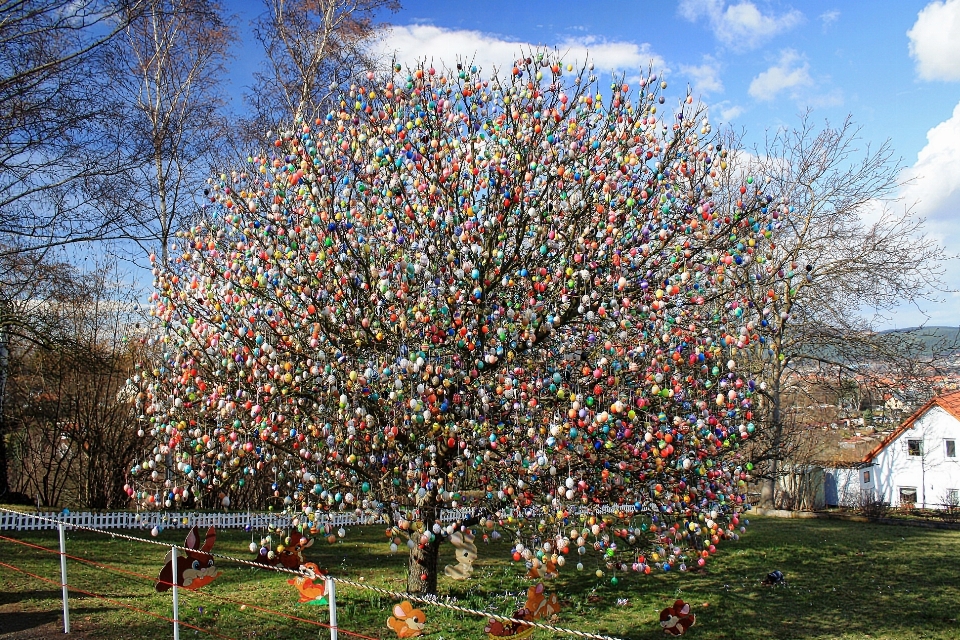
[860,390,960,509]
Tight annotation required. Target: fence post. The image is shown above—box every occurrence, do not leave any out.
[326,576,338,640]
[58,523,70,633]
[171,547,180,640]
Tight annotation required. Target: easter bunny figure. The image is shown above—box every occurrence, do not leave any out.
[156,526,221,592]
[444,530,478,580]
[387,601,426,638]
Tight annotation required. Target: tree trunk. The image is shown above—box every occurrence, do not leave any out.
[407,533,442,595]
[0,429,8,498]
[760,460,779,509]
[0,325,8,498]
[760,375,783,509]
[406,490,443,595]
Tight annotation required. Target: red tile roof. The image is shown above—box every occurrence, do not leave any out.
[862,390,960,464]
[937,390,960,421]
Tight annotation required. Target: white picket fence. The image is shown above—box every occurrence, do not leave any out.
[0,503,641,533]
[0,508,482,532]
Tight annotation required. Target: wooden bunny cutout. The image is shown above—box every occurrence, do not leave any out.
[289,562,328,604]
[659,599,696,636]
[156,526,221,592]
[386,601,425,638]
[255,530,315,569]
[443,530,477,580]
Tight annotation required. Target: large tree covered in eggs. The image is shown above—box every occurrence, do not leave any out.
[134,52,786,593]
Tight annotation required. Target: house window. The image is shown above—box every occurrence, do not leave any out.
[946,489,959,507]
[946,440,956,458]
[862,470,871,483]
[907,439,923,456]
[899,487,918,505]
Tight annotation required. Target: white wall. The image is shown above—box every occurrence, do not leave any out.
[824,467,861,507]
[860,406,960,508]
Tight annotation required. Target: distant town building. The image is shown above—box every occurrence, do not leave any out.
[883,393,906,413]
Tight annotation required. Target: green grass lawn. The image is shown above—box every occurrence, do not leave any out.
[0,515,958,639]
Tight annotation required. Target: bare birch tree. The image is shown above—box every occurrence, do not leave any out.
[720,113,951,508]
[91,0,233,266]
[247,0,399,128]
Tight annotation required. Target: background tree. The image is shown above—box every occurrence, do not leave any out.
[4,260,144,507]
[0,2,146,494]
[90,0,233,267]
[247,0,400,129]
[0,249,86,499]
[7,341,85,508]
[0,0,146,256]
[719,115,950,508]
[133,55,789,593]
[71,271,146,509]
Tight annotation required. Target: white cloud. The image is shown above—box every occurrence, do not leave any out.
[715,102,743,121]
[748,49,813,100]
[900,101,960,219]
[678,0,803,51]
[907,0,960,81]
[376,24,664,78]
[807,89,844,108]
[680,56,723,95]
[887,100,960,326]
[819,10,840,28]
[559,37,666,77]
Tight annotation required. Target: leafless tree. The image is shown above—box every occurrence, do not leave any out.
[247,0,399,129]
[68,270,144,509]
[0,247,89,498]
[2,253,91,505]
[0,0,146,256]
[7,345,83,507]
[4,258,144,507]
[89,0,234,267]
[720,113,951,508]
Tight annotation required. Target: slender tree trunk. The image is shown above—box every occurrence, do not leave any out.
[760,464,779,509]
[0,426,8,498]
[0,326,10,498]
[155,149,171,267]
[760,372,782,509]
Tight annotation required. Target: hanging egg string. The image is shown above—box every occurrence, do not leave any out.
[132,49,780,577]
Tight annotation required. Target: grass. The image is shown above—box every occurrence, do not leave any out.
[0,515,958,639]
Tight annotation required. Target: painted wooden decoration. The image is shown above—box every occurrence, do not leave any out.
[524,582,561,620]
[255,530,315,569]
[387,601,426,638]
[156,526,221,592]
[485,583,561,639]
[659,599,696,636]
[288,562,328,605]
[526,557,559,580]
[443,530,477,580]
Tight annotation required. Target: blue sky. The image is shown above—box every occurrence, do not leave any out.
[229,0,960,328]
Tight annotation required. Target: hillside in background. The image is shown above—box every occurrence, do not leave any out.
[879,326,960,358]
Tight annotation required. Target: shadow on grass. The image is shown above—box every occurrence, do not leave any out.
[0,590,63,606]
[606,517,960,640]
[0,609,62,634]
[0,606,101,635]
